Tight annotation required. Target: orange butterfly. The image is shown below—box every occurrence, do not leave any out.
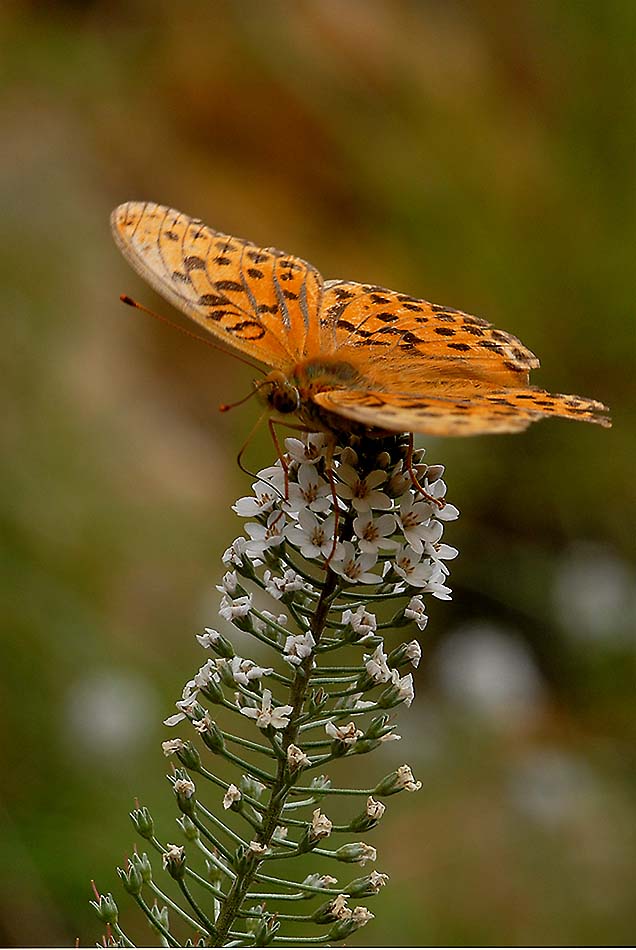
[111,202,611,439]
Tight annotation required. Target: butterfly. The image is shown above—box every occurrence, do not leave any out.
[110,201,611,441]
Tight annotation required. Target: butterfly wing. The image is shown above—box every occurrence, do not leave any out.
[315,280,610,435]
[111,202,323,369]
[321,279,540,388]
[313,387,611,436]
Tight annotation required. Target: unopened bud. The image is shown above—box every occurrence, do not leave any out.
[90,890,119,925]
[130,851,153,884]
[117,860,143,896]
[346,870,389,897]
[334,841,376,865]
[129,804,154,839]
[175,740,202,771]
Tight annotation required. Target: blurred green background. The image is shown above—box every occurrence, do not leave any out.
[2,1,634,946]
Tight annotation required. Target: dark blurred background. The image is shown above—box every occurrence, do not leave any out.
[1,1,634,945]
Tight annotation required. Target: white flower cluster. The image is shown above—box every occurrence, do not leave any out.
[232,433,458,597]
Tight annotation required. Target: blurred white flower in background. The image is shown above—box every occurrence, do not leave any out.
[552,543,636,645]
[507,748,600,827]
[433,622,545,729]
[64,669,159,761]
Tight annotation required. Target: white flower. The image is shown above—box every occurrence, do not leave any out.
[396,496,442,554]
[367,870,389,891]
[331,894,350,920]
[404,595,428,631]
[222,537,249,566]
[310,808,333,839]
[244,512,286,556]
[329,541,379,585]
[364,645,392,683]
[285,509,340,560]
[423,479,459,520]
[233,480,281,517]
[263,567,304,600]
[365,796,386,820]
[248,840,268,856]
[342,605,377,638]
[287,743,310,769]
[240,689,294,730]
[215,570,239,595]
[283,631,316,667]
[162,843,185,871]
[426,540,460,574]
[286,463,332,513]
[274,825,288,840]
[192,710,214,733]
[336,465,392,513]
[393,545,436,588]
[390,669,415,707]
[325,720,363,745]
[285,433,327,464]
[162,738,185,756]
[219,593,253,621]
[353,511,398,554]
[405,639,422,668]
[223,784,242,810]
[352,906,374,926]
[197,628,221,648]
[230,656,273,686]
[355,843,377,865]
[174,777,195,798]
[396,764,422,791]
[424,564,454,600]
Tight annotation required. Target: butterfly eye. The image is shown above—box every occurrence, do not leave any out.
[267,378,300,415]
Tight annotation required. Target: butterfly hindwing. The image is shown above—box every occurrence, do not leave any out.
[111,202,323,369]
[313,387,611,437]
[321,279,540,390]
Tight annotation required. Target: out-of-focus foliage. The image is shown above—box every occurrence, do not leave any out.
[1,1,634,946]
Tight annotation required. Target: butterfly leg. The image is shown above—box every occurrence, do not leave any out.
[405,432,445,510]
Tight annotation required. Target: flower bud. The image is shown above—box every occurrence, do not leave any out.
[90,891,119,924]
[334,841,376,865]
[240,774,266,800]
[346,870,389,897]
[130,851,153,884]
[117,860,143,896]
[149,902,170,934]
[197,627,235,659]
[195,716,226,754]
[348,796,385,832]
[175,740,202,771]
[374,764,422,796]
[173,774,196,816]
[177,815,199,841]
[307,688,328,714]
[328,906,374,939]
[252,912,280,946]
[129,804,154,839]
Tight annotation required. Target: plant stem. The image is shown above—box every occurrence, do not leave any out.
[211,567,340,945]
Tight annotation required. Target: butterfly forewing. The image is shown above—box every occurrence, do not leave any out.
[111,202,323,369]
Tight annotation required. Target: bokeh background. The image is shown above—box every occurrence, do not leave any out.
[2,1,635,946]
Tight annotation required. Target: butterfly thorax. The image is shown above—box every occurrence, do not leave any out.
[263,359,390,437]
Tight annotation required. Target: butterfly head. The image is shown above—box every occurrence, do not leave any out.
[261,370,301,416]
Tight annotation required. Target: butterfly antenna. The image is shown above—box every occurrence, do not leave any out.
[119,295,266,375]
[219,380,272,413]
